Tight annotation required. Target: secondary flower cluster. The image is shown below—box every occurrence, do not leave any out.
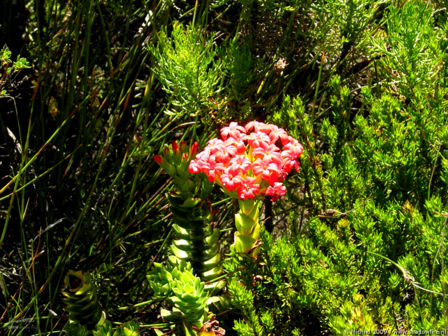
[188,121,303,201]
[154,140,199,178]
[153,140,213,198]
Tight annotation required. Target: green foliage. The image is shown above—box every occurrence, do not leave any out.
[171,268,209,327]
[147,261,210,330]
[372,0,444,100]
[65,320,140,336]
[1,1,175,334]
[64,322,92,336]
[0,44,30,96]
[228,278,264,336]
[226,225,401,334]
[92,321,140,336]
[151,22,222,119]
[0,45,29,72]
[0,45,12,64]
[225,40,254,103]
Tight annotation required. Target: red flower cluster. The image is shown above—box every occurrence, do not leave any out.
[188,121,303,201]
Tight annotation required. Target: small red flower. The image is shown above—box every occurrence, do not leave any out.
[252,159,281,185]
[245,131,270,148]
[237,177,260,199]
[220,122,246,140]
[220,174,243,191]
[190,142,199,156]
[265,182,287,201]
[154,155,163,165]
[252,142,281,161]
[227,155,251,177]
[171,141,179,154]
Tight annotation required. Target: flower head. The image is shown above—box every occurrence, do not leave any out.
[189,121,303,201]
[154,140,199,179]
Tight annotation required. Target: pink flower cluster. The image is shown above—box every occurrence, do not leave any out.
[188,121,303,201]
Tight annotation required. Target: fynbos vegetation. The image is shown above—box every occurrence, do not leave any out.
[0,0,447,335]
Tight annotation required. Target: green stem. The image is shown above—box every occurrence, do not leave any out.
[233,199,263,258]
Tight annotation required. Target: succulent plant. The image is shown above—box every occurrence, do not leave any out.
[62,270,104,330]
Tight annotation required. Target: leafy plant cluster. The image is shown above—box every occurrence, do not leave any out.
[0,0,447,335]
[0,45,30,96]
